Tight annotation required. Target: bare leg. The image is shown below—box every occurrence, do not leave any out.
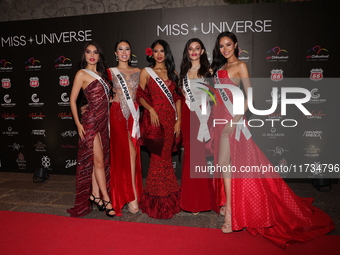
[218,135,232,233]
[127,134,139,213]
[92,133,115,216]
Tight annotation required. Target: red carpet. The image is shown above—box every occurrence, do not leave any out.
[0,211,339,255]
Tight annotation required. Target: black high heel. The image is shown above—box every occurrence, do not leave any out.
[89,194,105,211]
[103,200,116,217]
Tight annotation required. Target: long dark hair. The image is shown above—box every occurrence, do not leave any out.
[179,38,211,87]
[79,41,109,82]
[147,39,178,83]
[114,39,132,66]
[211,31,239,76]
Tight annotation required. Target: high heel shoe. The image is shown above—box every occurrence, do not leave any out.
[89,194,105,211]
[103,200,115,217]
[221,213,232,234]
[127,199,139,214]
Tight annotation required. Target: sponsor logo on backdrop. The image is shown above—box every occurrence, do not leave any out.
[1,30,92,47]
[303,131,322,139]
[267,146,289,156]
[29,112,46,120]
[59,75,70,86]
[29,77,39,88]
[308,88,326,104]
[266,46,288,62]
[310,69,323,81]
[31,129,46,137]
[58,92,70,106]
[306,45,329,61]
[306,110,325,120]
[262,126,284,139]
[304,145,320,157]
[238,47,249,62]
[0,59,13,72]
[2,113,17,120]
[17,153,26,170]
[65,159,77,168]
[8,142,24,151]
[34,141,47,152]
[58,112,73,120]
[1,78,11,88]
[1,94,16,107]
[55,56,72,69]
[131,54,138,66]
[270,69,283,81]
[29,93,44,107]
[25,57,41,71]
[156,20,272,36]
[61,144,77,149]
[41,156,51,169]
[61,130,77,137]
[2,126,18,136]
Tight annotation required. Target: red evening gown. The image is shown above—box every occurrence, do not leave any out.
[108,70,143,216]
[137,76,181,219]
[180,78,217,213]
[67,79,111,217]
[210,70,334,248]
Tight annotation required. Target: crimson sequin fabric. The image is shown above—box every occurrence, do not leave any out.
[137,76,181,219]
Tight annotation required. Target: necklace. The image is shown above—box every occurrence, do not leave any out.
[189,65,200,72]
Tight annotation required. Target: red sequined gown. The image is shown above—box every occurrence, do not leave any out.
[108,70,142,216]
[180,77,217,213]
[211,70,334,248]
[137,76,181,219]
[67,79,111,217]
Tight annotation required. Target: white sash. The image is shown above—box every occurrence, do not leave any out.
[214,72,251,141]
[82,68,111,136]
[145,67,177,114]
[183,75,211,142]
[110,68,140,139]
[82,69,110,100]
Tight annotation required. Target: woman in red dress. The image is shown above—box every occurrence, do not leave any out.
[68,41,115,217]
[178,38,217,214]
[107,40,143,216]
[210,31,334,247]
[137,39,182,219]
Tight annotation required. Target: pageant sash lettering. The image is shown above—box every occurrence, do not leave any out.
[145,67,176,113]
[214,72,251,141]
[183,75,211,142]
[110,68,140,139]
[82,69,110,100]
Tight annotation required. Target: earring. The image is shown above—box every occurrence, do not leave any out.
[115,56,118,61]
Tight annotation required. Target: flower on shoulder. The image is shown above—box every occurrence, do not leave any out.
[145,47,153,58]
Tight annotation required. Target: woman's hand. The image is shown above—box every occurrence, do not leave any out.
[149,108,160,127]
[174,120,181,138]
[222,120,236,138]
[77,123,86,140]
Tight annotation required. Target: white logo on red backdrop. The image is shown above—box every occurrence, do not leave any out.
[29,77,39,88]
[270,69,283,81]
[1,78,11,89]
[59,75,69,86]
[310,69,323,81]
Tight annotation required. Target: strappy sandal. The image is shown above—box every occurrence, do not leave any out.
[89,194,105,211]
[103,200,116,217]
[221,213,232,234]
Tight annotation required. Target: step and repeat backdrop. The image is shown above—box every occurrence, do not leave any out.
[0,2,338,177]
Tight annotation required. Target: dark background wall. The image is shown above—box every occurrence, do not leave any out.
[1,1,338,179]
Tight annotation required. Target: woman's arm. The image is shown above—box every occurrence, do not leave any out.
[138,68,160,127]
